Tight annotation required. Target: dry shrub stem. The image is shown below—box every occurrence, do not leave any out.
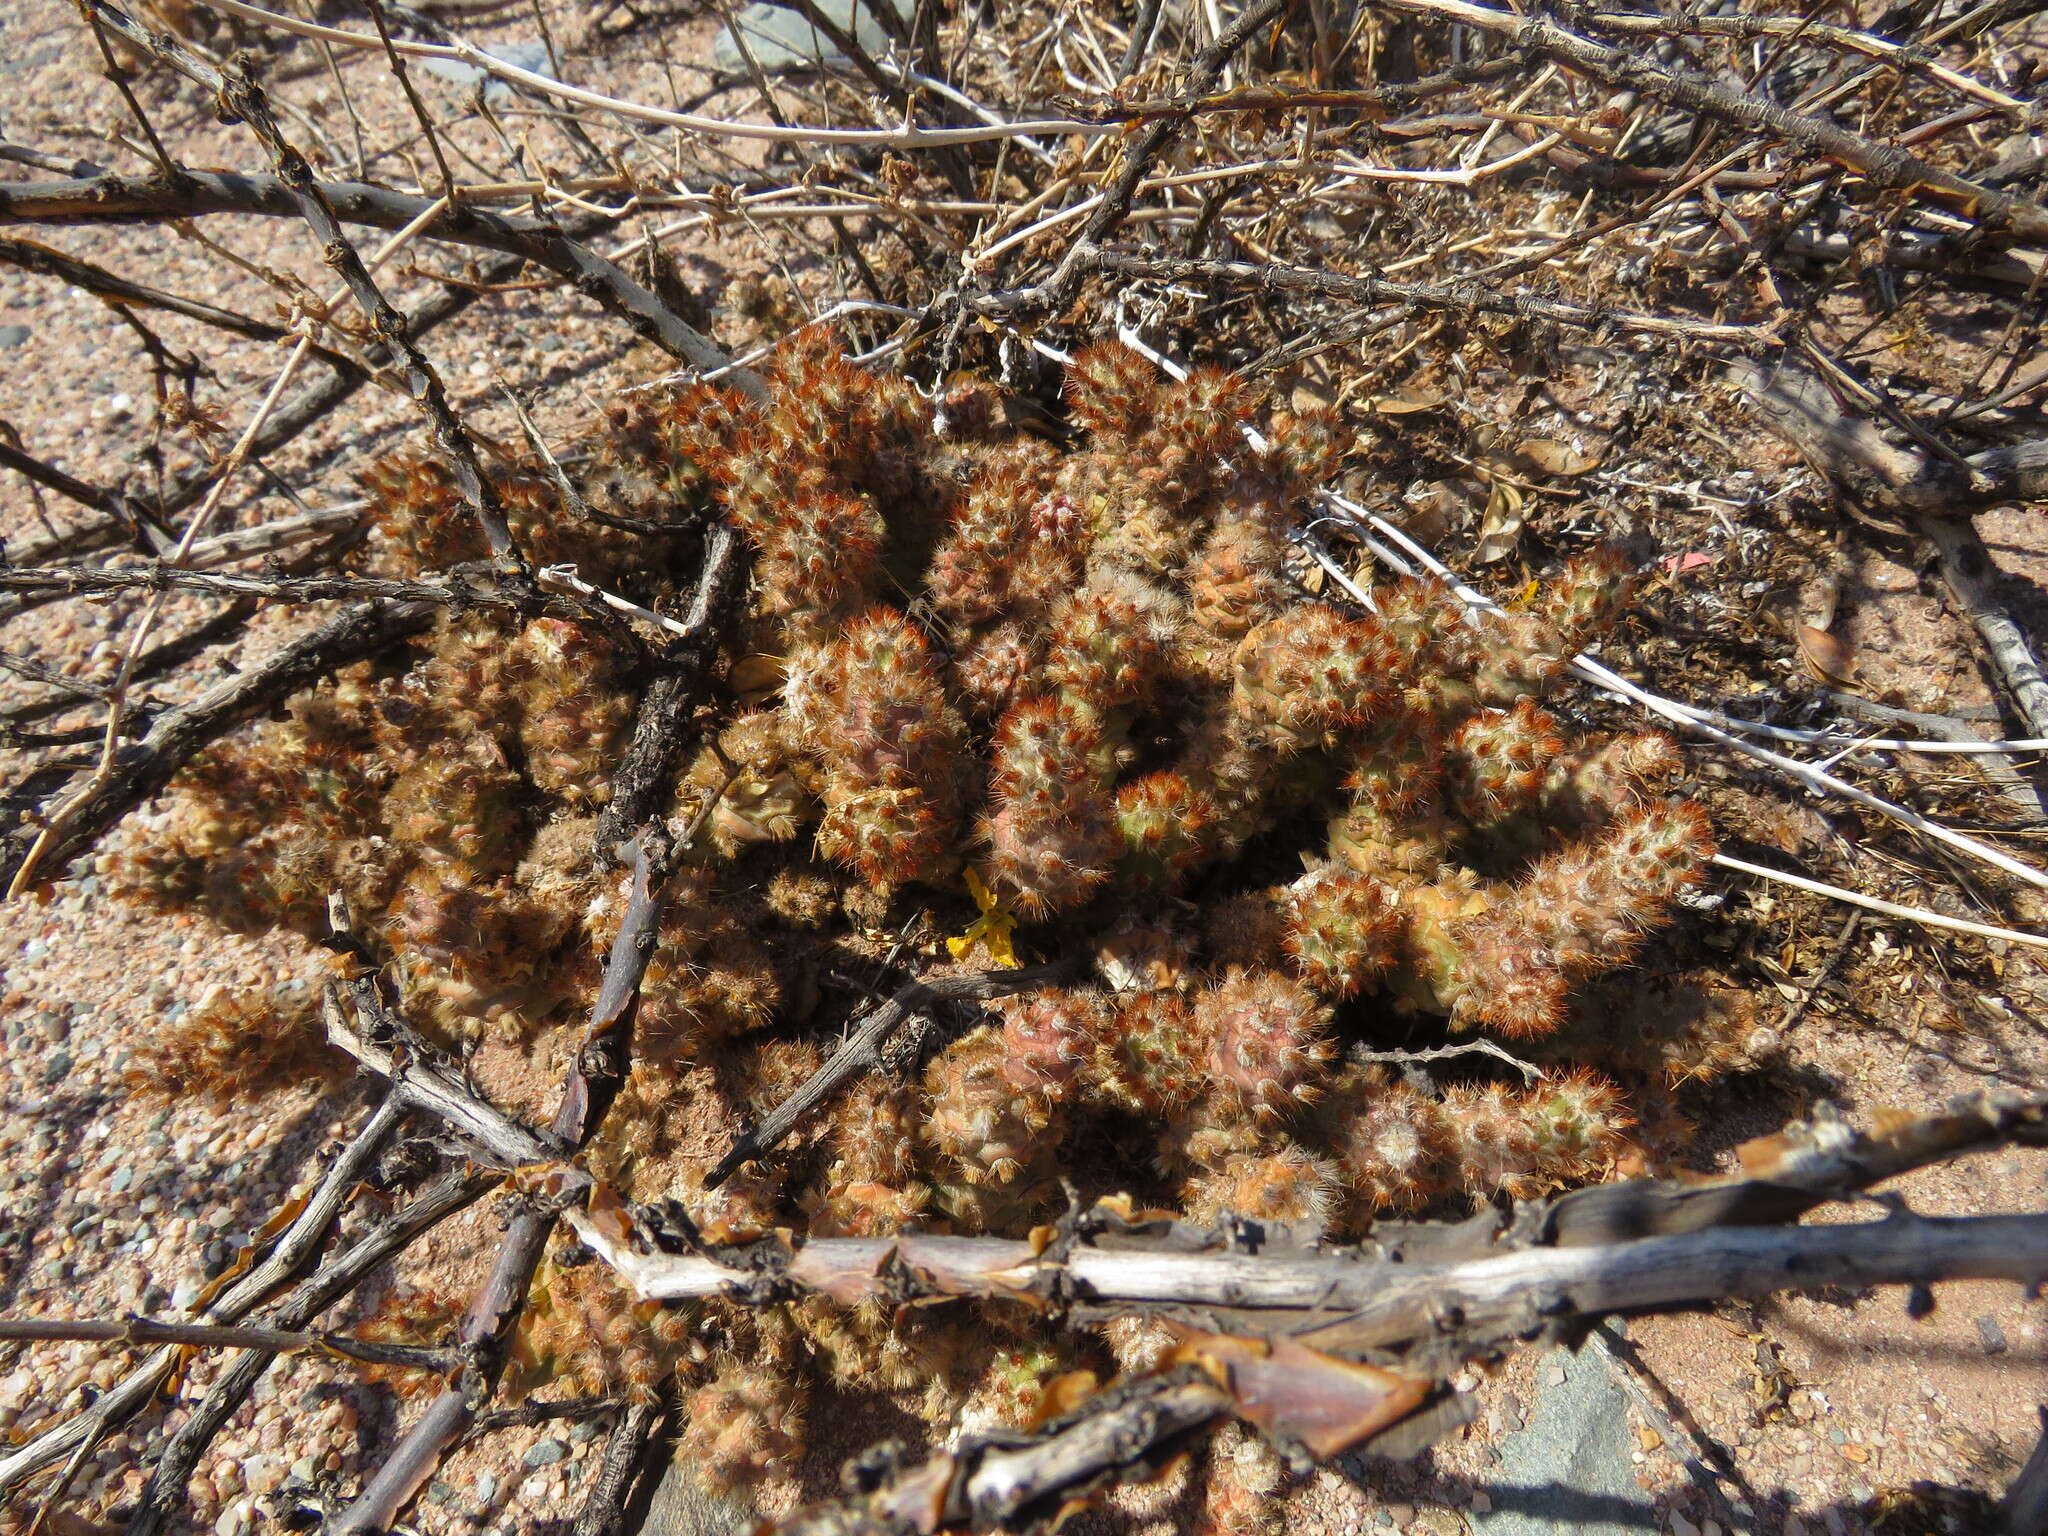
[0,596,441,890]
[120,1164,499,1536]
[0,169,738,377]
[332,502,749,1530]
[705,963,1071,1187]
[0,1095,412,1497]
[1733,358,2048,741]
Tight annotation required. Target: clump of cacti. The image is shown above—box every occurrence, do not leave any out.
[110,334,1740,1506]
[125,983,341,1106]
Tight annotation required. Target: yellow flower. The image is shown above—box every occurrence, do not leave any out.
[946,867,1021,968]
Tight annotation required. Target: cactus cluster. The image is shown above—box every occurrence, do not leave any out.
[112,335,1738,1504]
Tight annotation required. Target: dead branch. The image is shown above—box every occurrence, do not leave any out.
[0,507,364,629]
[0,233,349,355]
[706,962,1072,1187]
[1732,358,2048,741]
[120,1163,497,1536]
[0,1317,454,1372]
[1349,1038,1541,1083]
[569,1401,664,1536]
[958,0,1288,328]
[1084,253,1778,345]
[0,165,736,377]
[326,825,672,1534]
[0,243,530,592]
[86,1,527,570]
[779,1368,1233,1536]
[0,561,582,613]
[1380,0,2048,245]
[572,1202,2048,1340]
[592,521,746,854]
[0,1094,411,1498]
[323,989,564,1170]
[575,1089,2048,1342]
[470,1395,626,1435]
[0,439,171,553]
[0,596,438,890]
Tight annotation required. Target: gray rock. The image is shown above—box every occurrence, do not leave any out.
[0,324,29,348]
[524,1437,568,1468]
[419,40,555,104]
[1472,1341,1657,1536]
[1977,1314,2009,1354]
[713,0,911,74]
[639,1457,758,1536]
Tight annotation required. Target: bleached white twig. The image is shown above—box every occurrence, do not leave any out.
[533,565,696,639]
[1712,853,2048,950]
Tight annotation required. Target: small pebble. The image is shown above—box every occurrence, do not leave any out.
[1498,1392,1524,1431]
[525,1438,568,1468]
[246,1456,284,1495]
[477,1473,499,1503]
[1669,1514,1699,1536]
[1978,1315,2009,1355]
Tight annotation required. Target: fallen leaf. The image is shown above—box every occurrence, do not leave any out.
[1168,1325,1430,1457]
[1797,624,1857,689]
[1403,478,1483,545]
[1473,478,1526,564]
[1367,386,1444,414]
[1511,437,1603,476]
[585,1181,634,1245]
